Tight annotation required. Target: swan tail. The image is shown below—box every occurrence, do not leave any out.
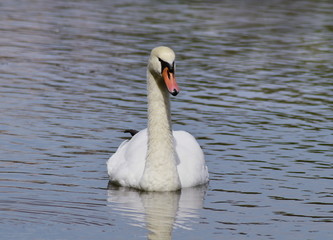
[124,129,139,137]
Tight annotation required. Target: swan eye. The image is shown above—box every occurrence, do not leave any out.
[158,58,174,74]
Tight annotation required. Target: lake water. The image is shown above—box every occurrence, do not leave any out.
[0,0,332,239]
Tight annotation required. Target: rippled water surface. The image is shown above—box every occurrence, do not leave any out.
[1,0,333,239]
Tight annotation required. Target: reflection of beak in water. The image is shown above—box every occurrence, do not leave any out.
[107,183,207,240]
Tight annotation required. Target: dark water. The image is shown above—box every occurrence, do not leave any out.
[1,0,332,239]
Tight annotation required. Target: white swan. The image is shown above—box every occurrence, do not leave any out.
[107,46,209,191]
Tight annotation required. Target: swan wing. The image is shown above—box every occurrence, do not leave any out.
[173,130,209,188]
[107,129,148,188]
[107,129,208,189]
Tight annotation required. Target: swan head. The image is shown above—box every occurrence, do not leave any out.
[148,46,179,96]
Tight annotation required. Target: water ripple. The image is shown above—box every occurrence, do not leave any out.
[0,0,332,239]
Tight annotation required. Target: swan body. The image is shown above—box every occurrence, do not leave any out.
[107,46,209,191]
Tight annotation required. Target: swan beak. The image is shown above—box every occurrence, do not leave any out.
[162,67,179,96]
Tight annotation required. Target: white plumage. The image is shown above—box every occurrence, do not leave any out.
[107,46,209,191]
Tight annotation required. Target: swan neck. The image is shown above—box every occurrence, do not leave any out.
[140,70,180,191]
[147,70,172,134]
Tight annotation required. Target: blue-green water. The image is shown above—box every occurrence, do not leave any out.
[1,0,332,239]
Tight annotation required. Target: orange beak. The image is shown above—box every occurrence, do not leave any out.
[162,67,179,96]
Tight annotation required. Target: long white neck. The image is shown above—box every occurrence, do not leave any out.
[139,70,181,191]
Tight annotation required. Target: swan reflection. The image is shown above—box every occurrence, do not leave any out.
[107,183,207,239]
